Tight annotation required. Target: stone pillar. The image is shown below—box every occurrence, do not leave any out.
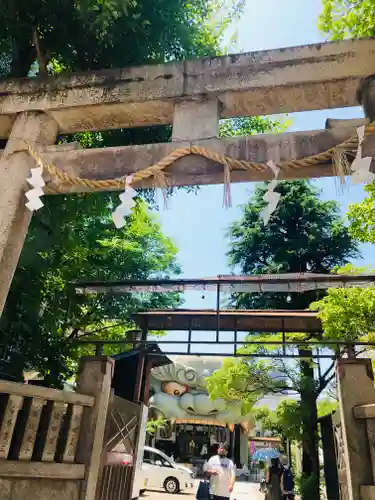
[336,358,375,500]
[0,111,58,315]
[171,99,220,142]
[75,356,115,500]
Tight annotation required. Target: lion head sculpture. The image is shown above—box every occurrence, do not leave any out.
[149,356,252,427]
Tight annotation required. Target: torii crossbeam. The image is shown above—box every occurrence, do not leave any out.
[1,38,375,314]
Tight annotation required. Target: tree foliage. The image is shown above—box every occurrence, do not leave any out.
[0,196,182,385]
[228,180,358,308]
[206,358,281,415]
[254,398,338,443]
[146,417,167,435]
[254,400,302,443]
[318,0,375,246]
[318,0,375,40]
[0,0,245,78]
[311,265,375,344]
[219,116,290,138]
[347,183,375,244]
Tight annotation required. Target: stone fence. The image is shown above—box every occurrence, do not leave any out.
[0,356,114,500]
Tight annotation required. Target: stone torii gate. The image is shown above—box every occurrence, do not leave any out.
[0,37,375,318]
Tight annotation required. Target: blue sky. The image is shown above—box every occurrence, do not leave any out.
[151,0,374,355]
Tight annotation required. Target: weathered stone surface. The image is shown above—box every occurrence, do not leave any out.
[0,461,85,479]
[336,359,375,500]
[41,403,67,462]
[76,357,114,500]
[0,38,374,137]
[361,485,375,500]
[0,380,94,407]
[26,122,371,193]
[62,405,84,464]
[0,395,23,459]
[0,112,58,316]
[172,99,220,141]
[9,479,80,500]
[0,479,12,500]
[18,398,44,461]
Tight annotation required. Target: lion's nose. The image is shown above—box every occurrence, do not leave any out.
[180,393,226,415]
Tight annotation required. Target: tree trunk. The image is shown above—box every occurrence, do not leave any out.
[11,42,35,77]
[299,348,320,500]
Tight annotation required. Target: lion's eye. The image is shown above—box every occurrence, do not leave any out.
[162,382,188,397]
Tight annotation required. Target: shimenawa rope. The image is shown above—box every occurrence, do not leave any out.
[25,125,375,194]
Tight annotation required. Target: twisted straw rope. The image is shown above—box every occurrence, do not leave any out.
[27,124,375,193]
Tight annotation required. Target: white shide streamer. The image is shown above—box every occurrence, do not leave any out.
[111,175,137,228]
[260,160,280,225]
[25,166,45,211]
[350,125,375,185]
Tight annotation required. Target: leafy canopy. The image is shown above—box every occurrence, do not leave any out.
[347,183,375,244]
[318,0,375,245]
[219,116,290,138]
[254,398,338,443]
[311,265,375,343]
[318,0,375,40]
[228,180,358,309]
[0,196,182,385]
[206,358,280,415]
[0,0,245,78]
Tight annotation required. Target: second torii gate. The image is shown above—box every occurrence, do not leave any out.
[1,38,375,316]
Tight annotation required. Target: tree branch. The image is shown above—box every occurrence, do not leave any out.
[318,372,336,394]
[320,361,335,384]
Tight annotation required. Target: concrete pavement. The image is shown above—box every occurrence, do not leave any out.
[144,478,264,500]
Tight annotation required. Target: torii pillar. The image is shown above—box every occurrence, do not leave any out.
[0,112,58,315]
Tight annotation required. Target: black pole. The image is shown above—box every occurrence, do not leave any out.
[216,283,220,343]
[319,414,339,500]
[234,424,242,468]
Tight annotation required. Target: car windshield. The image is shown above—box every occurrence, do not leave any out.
[157,450,174,464]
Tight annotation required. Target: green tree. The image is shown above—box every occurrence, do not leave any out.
[317,398,338,417]
[318,0,375,246]
[206,357,280,414]
[311,265,375,352]
[219,116,290,138]
[146,417,167,436]
[318,0,375,40]
[254,400,303,443]
[254,398,338,443]
[0,196,182,386]
[0,0,245,78]
[225,180,358,499]
[347,184,375,244]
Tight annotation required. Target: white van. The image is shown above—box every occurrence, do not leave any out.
[142,446,195,494]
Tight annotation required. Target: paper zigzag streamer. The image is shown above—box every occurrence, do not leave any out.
[260,160,280,225]
[25,166,45,211]
[350,125,375,185]
[111,175,137,228]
